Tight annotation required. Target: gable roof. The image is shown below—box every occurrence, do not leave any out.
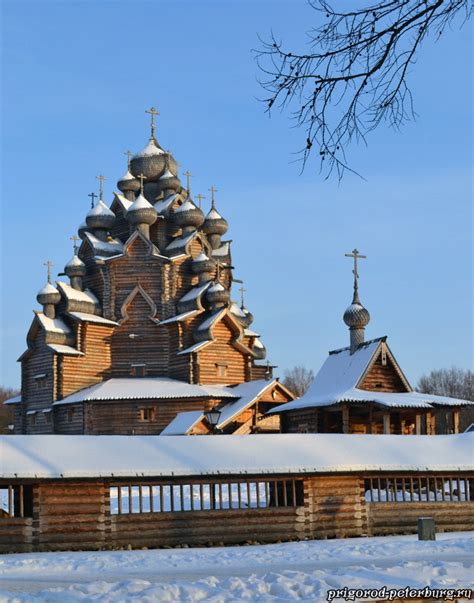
[217,379,282,429]
[272,337,473,413]
[160,411,204,435]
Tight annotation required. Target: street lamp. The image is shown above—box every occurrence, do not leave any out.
[204,409,221,434]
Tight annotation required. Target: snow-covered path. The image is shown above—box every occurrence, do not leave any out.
[0,532,472,602]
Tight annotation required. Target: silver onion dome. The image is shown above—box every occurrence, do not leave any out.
[78,221,89,240]
[86,200,116,231]
[252,338,267,360]
[343,302,370,329]
[65,254,86,278]
[130,139,178,181]
[206,282,230,306]
[36,282,61,307]
[172,199,205,231]
[202,207,228,237]
[158,164,181,194]
[117,170,140,193]
[126,193,158,226]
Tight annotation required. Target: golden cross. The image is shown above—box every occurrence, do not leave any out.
[145,106,160,140]
[209,186,218,208]
[196,193,205,208]
[124,150,133,169]
[239,285,247,308]
[70,235,80,254]
[137,173,146,195]
[183,170,193,194]
[345,248,367,293]
[43,260,54,284]
[88,192,97,208]
[96,174,106,201]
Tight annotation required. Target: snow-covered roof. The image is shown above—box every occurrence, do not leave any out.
[119,170,135,182]
[1,433,472,479]
[53,378,239,405]
[244,328,260,337]
[3,395,21,405]
[194,252,209,262]
[217,380,277,429]
[197,309,226,332]
[208,282,225,293]
[57,281,100,306]
[230,302,246,318]
[65,254,85,268]
[177,340,213,355]
[159,168,175,180]
[133,140,165,158]
[47,344,84,356]
[160,310,201,325]
[212,242,230,257]
[87,200,115,218]
[154,194,178,215]
[36,313,71,335]
[253,338,265,350]
[165,231,197,253]
[179,282,211,303]
[67,312,118,326]
[128,193,155,212]
[160,411,204,436]
[273,337,473,413]
[83,232,123,257]
[113,193,133,211]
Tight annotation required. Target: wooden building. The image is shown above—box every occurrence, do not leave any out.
[1,433,472,553]
[9,110,295,435]
[274,251,473,435]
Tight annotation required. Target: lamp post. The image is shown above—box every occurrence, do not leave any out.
[204,409,221,435]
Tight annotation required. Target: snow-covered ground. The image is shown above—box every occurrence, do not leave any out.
[0,532,472,602]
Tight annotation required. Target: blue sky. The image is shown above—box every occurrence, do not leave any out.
[1,0,472,388]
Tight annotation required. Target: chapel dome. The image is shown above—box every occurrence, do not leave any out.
[78,221,88,240]
[36,282,61,307]
[158,163,181,193]
[126,193,158,226]
[191,252,215,275]
[130,139,178,181]
[202,207,228,237]
[65,254,86,278]
[117,170,140,193]
[206,282,230,306]
[86,200,116,231]
[343,303,370,329]
[172,199,205,230]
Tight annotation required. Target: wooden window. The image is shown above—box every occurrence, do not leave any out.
[27,411,36,425]
[216,363,228,378]
[139,407,157,422]
[67,408,75,423]
[109,478,304,515]
[43,411,52,424]
[131,364,147,377]
[0,485,33,518]
[34,374,47,389]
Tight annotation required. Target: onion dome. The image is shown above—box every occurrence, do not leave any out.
[126,193,158,227]
[252,338,267,360]
[130,139,178,181]
[202,207,228,237]
[172,199,204,231]
[65,253,86,278]
[191,252,215,275]
[86,200,116,231]
[206,282,230,306]
[117,170,140,193]
[78,221,88,240]
[158,162,181,193]
[36,282,61,307]
[240,306,254,327]
[343,302,370,329]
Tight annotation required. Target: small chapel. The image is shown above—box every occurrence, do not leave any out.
[273,250,473,435]
[8,108,295,436]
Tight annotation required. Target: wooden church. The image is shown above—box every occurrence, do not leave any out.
[273,250,473,435]
[9,108,295,436]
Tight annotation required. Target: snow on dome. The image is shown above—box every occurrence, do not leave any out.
[128,193,154,211]
[230,302,246,318]
[194,252,210,262]
[133,139,165,158]
[119,170,135,181]
[208,282,225,293]
[159,168,175,180]
[87,200,115,218]
[206,208,223,220]
[66,254,85,268]
[175,200,198,213]
[253,338,264,349]
[37,282,59,296]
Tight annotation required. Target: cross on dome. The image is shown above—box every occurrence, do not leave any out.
[137,173,146,195]
[183,170,193,194]
[96,175,106,201]
[43,260,54,284]
[124,150,133,169]
[196,193,206,208]
[145,107,160,141]
[70,235,80,254]
[209,186,218,208]
[344,248,366,302]
[239,285,247,309]
[88,192,97,208]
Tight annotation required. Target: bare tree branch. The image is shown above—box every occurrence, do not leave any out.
[255,0,472,179]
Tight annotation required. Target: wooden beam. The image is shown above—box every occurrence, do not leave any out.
[342,405,350,434]
[383,412,391,434]
[415,414,422,435]
[453,411,459,434]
